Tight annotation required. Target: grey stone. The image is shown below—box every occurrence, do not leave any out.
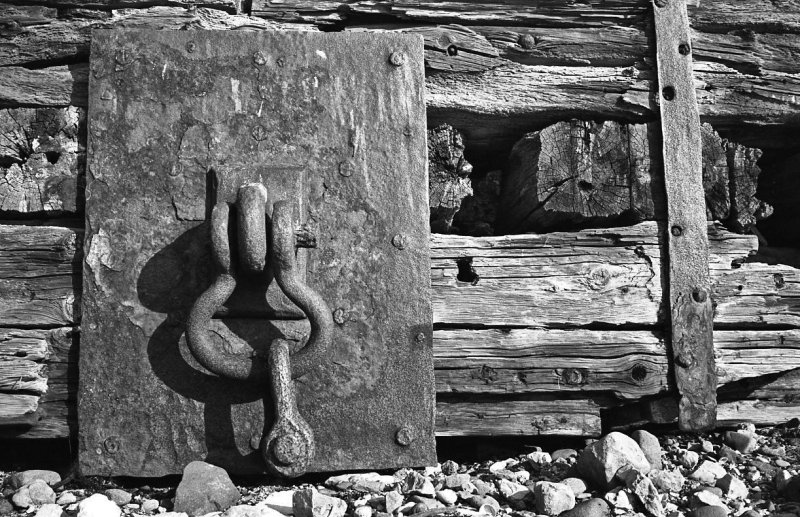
[141,498,160,513]
[293,489,347,517]
[12,486,33,509]
[690,489,724,509]
[715,474,747,500]
[104,488,132,506]
[441,460,459,476]
[649,470,685,493]
[560,498,611,517]
[527,452,552,466]
[631,430,663,471]
[0,498,13,516]
[77,494,122,517]
[533,481,576,517]
[679,450,700,470]
[577,432,651,489]
[472,479,496,497]
[689,461,727,485]
[35,503,66,517]
[560,478,588,497]
[325,473,396,493]
[384,491,403,514]
[436,490,457,506]
[173,461,240,516]
[402,472,435,497]
[222,506,286,517]
[465,495,499,511]
[759,445,785,457]
[261,490,294,515]
[552,449,579,462]
[443,474,472,491]
[354,506,373,517]
[8,470,62,489]
[691,506,728,517]
[57,492,78,505]
[619,469,663,517]
[724,431,758,454]
[716,446,739,465]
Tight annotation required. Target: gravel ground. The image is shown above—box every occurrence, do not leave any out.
[2,420,800,517]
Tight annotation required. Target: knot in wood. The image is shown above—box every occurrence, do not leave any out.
[560,368,587,386]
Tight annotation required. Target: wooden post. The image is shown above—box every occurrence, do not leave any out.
[653,0,717,431]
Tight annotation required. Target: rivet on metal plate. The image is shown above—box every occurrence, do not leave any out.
[389,52,405,67]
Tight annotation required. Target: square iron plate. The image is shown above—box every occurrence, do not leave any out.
[80,30,435,476]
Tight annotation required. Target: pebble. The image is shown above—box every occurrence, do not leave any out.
[384,491,403,514]
[105,488,133,505]
[560,478,588,497]
[353,506,372,517]
[35,503,66,517]
[725,431,758,454]
[325,473,396,493]
[441,460,459,476]
[222,505,285,517]
[261,490,295,515]
[690,489,724,509]
[57,491,78,505]
[435,489,457,506]
[141,498,160,513]
[402,471,435,497]
[560,498,611,517]
[552,449,579,462]
[689,461,727,485]
[13,479,56,508]
[632,430,664,471]
[715,474,748,500]
[173,461,241,517]
[776,459,791,468]
[77,494,122,517]
[716,446,739,465]
[534,481,576,516]
[679,450,700,470]
[619,469,663,517]
[0,498,13,515]
[527,451,552,466]
[690,506,728,517]
[471,479,496,497]
[8,470,62,489]
[577,432,651,489]
[443,473,472,491]
[649,470,685,493]
[293,488,347,517]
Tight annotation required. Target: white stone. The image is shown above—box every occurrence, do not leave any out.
[223,505,285,517]
[679,450,700,470]
[141,499,160,512]
[560,478,588,497]
[689,461,727,485]
[261,491,296,515]
[325,473,397,493]
[533,481,575,516]
[436,490,458,506]
[577,432,651,489]
[353,506,373,517]
[57,492,78,505]
[78,494,122,517]
[293,488,346,517]
[527,452,552,466]
[35,503,66,517]
[515,470,531,484]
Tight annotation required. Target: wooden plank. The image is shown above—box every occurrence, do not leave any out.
[435,329,670,400]
[436,398,603,437]
[0,360,47,394]
[654,0,716,431]
[717,400,800,427]
[0,393,38,420]
[0,225,78,327]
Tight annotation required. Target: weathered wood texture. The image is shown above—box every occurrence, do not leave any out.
[428,124,473,233]
[498,121,767,234]
[654,0,715,431]
[0,107,84,214]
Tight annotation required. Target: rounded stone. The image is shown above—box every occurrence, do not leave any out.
[560,498,611,517]
[77,494,122,517]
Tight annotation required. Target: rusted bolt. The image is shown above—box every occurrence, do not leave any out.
[392,234,406,250]
[252,125,268,141]
[276,57,286,67]
[253,51,267,66]
[250,434,262,451]
[671,225,683,237]
[446,45,458,56]
[403,125,413,137]
[389,52,406,67]
[333,308,346,325]
[654,0,668,7]
[675,353,694,368]
[339,159,355,177]
[103,436,120,454]
[415,332,426,344]
[395,425,415,446]
[169,163,183,177]
[100,90,113,101]
[692,288,707,303]
[518,34,537,49]
[662,86,676,101]
[272,434,303,465]
[678,43,691,56]
[186,41,197,53]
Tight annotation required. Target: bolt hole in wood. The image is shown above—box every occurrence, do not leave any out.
[44,151,60,165]
[447,45,458,57]
[631,364,648,383]
[678,43,691,56]
[456,257,480,285]
[662,86,676,101]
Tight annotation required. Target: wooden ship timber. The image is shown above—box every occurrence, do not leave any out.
[2,0,800,443]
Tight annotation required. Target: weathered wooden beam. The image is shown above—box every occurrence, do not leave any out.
[653,0,716,431]
[0,225,79,327]
[497,120,767,234]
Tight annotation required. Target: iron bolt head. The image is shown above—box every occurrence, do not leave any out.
[675,353,694,368]
[392,234,406,250]
[339,160,355,177]
[169,163,183,177]
[678,43,691,56]
[395,425,415,446]
[186,41,197,53]
[276,57,286,67]
[671,225,683,237]
[333,308,346,325]
[253,51,267,66]
[415,332,426,344]
[389,52,406,67]
[692,288,707,303]
[103,436,120,454]
[654,0,668,7]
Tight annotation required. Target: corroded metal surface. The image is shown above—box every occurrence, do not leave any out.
[81,30,434,476]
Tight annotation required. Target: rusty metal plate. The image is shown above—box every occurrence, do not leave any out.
[80,30,434,476]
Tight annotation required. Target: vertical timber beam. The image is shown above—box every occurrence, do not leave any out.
[653,0,716,431]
